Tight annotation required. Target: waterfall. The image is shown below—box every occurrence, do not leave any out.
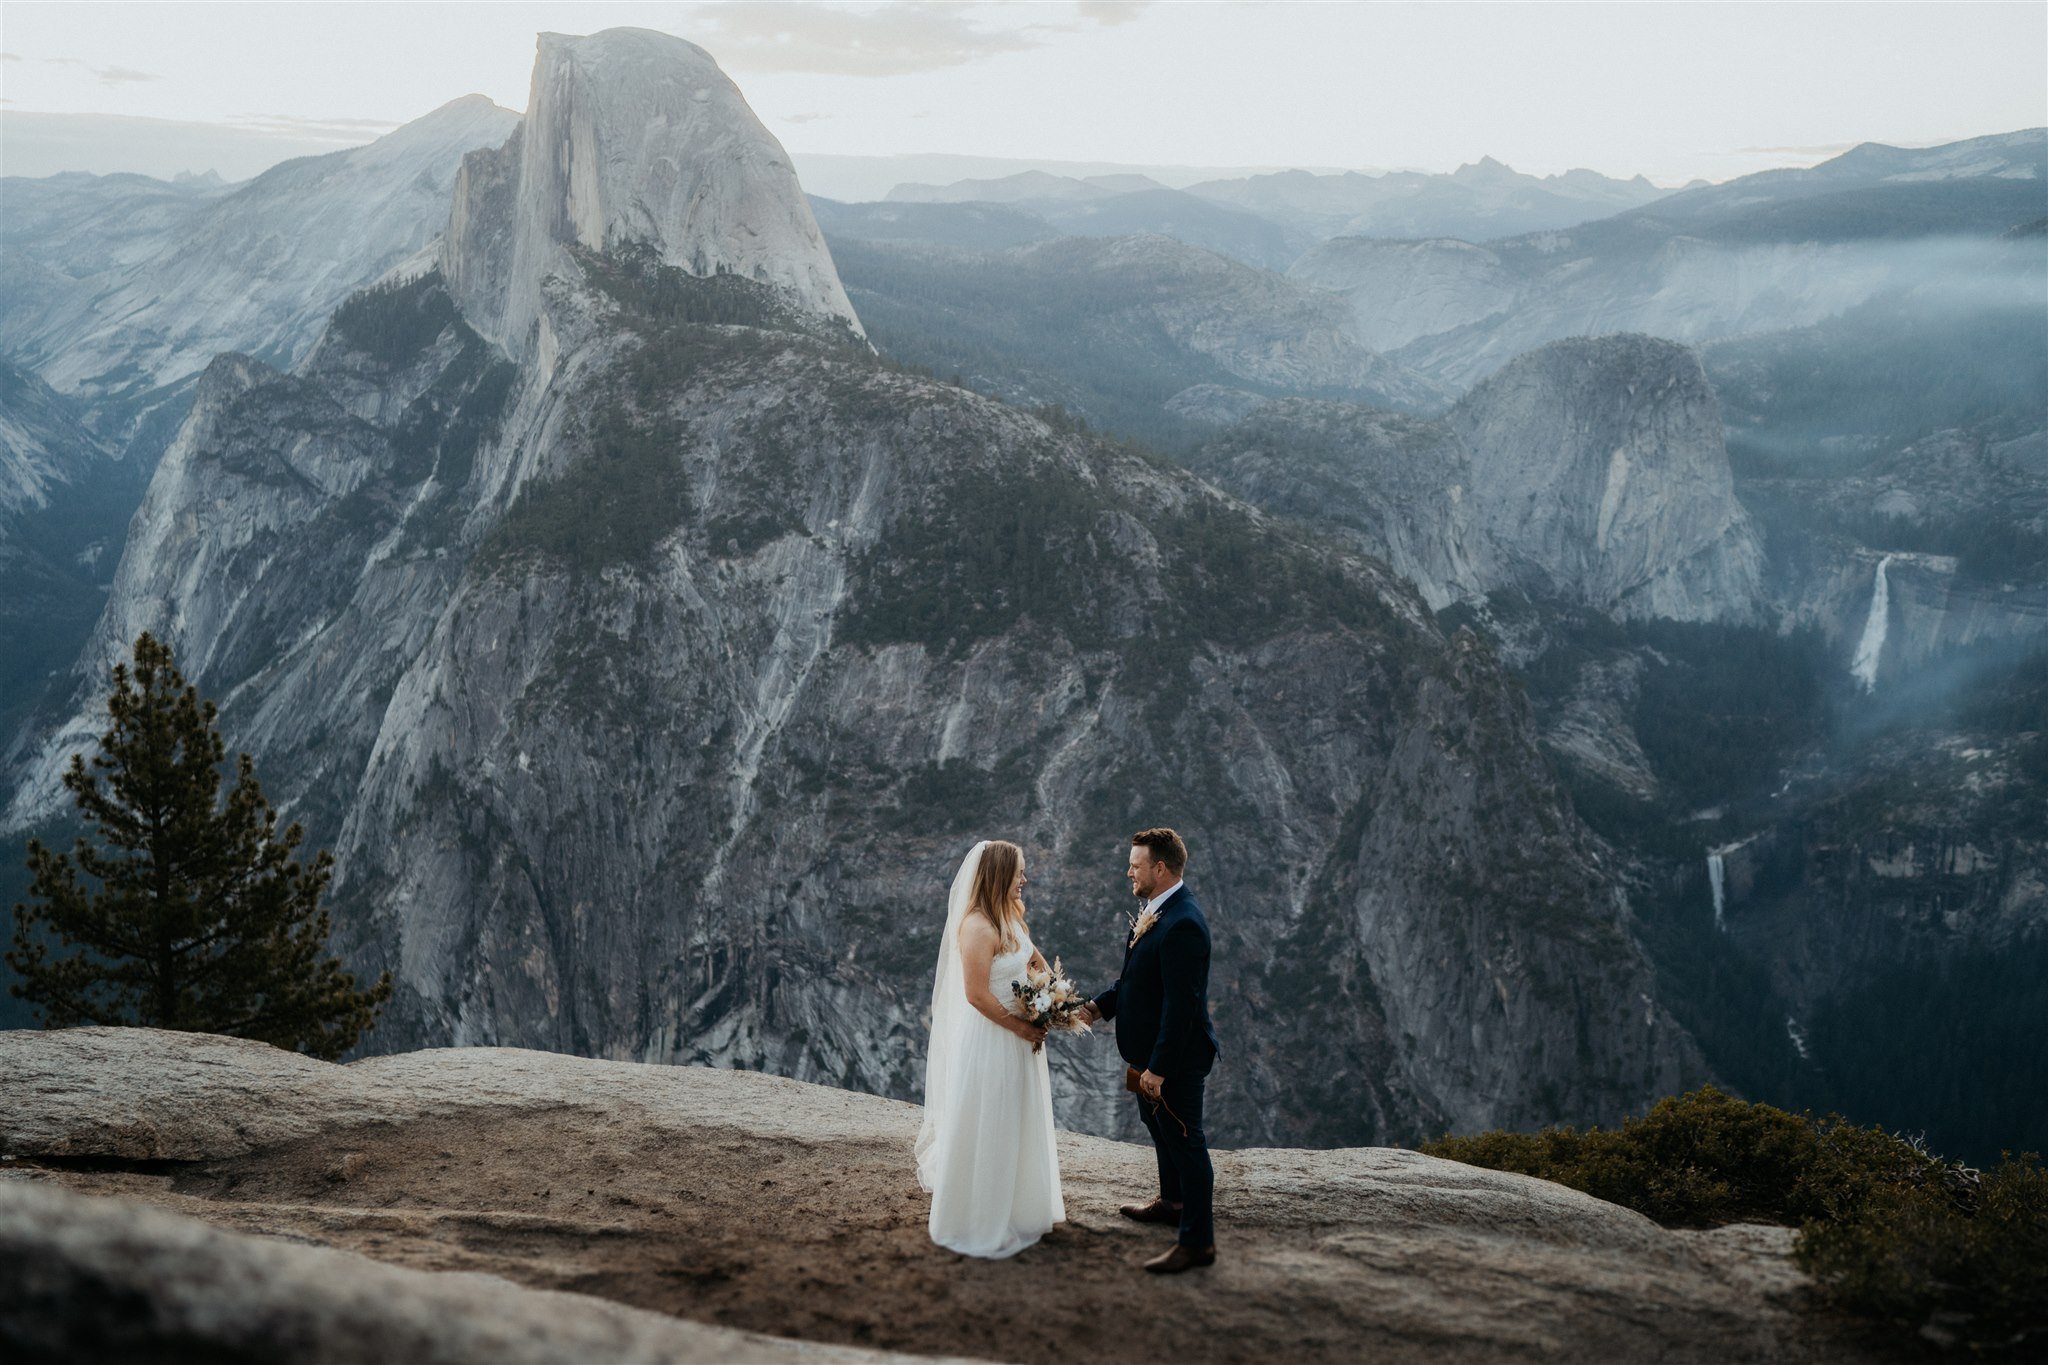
[1707,851,1727,932]
[1849,554,1895,692]
[1786,1015,1812,1061]
[1705,834,1755,931]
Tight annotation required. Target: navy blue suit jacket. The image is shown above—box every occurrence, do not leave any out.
[1093,886,1220,1077]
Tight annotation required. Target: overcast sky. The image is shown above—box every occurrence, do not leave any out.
[3,1,2043,190]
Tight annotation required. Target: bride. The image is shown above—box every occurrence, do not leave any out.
[914,839,1066,1257]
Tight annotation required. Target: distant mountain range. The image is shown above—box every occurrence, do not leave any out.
[1290,128,2047,386]
[847,157,1675,270]
[1186,156,1677,241]
[0,95,520,427]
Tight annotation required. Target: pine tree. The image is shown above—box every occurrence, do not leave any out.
[8,632,391,1058]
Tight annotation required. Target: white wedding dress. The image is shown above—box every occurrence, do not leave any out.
[915,841,1065,1258]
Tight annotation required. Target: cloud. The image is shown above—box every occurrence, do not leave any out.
[696,2,1031,75]
[13,53,161,84]
[1730,143,1860,157]
[226,113,405,142]
[1075,2,1148,26]
[783,112,831,124]
[695,0,1150,76]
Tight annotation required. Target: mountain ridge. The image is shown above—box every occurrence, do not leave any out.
[0,94,520,411]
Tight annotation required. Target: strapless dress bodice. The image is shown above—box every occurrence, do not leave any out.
[989,929,1034,997]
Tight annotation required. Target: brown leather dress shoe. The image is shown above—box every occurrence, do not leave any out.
[1119,1198,1183,1225]
[1143,1243,1216,1274]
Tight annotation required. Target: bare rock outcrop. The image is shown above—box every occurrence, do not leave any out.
[1448,335,1765,622]
[0,1029,1873,1364]
[1185,397,1486,609]
[0,1180,910,1365]
[442,28,862,360]
[1192,335,1766,623]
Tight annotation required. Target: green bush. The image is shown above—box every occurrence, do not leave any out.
[1627,619,1833,813]
[574,241,866,351]
[838,460,1120,657]
[329,271,463,368]
[1424,1087,2046,1352]
[1422,1085,1940,1227]
[1793,1153,2047,1351]
[481,386,692,570]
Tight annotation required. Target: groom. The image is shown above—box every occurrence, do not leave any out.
[1077,827,1220,1273]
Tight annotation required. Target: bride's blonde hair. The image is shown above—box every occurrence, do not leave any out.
[968,840,1027,952]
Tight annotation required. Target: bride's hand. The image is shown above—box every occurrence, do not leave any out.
[1018,1020,1048,1048]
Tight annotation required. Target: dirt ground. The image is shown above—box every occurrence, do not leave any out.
[30,1101,1888,1365]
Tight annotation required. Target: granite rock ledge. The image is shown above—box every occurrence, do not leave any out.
[0,1028,1878,1364]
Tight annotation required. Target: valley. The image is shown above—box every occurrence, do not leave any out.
[1,26,2041,1167]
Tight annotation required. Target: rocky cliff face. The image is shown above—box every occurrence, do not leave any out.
[2,284,519,829]
[0,361,117,532]
[5,33,1706,1150]
[1773,549,2048,690]
[0,361,141,749]
[442,28,860,361]
[1191,336,1765,624]
[1183,399,1485,610]
[1450,337,1766,622]
[1742,428,2048,686]
[1708,730,2046,1004]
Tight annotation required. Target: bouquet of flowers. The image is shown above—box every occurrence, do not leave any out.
[1011,957,1092,1035]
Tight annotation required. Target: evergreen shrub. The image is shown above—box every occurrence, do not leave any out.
[1423,1086,2046,1352]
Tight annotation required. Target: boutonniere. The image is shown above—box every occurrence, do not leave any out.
[1127,907,1161,948]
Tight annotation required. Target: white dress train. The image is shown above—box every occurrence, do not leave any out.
[915,844,1065,1258]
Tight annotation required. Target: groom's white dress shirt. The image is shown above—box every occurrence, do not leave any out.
[1141,880,1184,919]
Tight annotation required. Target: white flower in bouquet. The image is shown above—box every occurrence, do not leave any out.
[1010,955,1091,1033]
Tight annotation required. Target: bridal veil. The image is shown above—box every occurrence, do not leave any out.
[914,839,983,1190]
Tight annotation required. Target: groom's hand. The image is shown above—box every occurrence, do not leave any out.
[1139,1070,1163,1099]
[1077,1002,1102,1026]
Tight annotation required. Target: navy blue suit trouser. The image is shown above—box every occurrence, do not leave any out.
[1136,1072,1214,1249]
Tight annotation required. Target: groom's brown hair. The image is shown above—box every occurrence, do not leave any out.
[1132,827,1187,876]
